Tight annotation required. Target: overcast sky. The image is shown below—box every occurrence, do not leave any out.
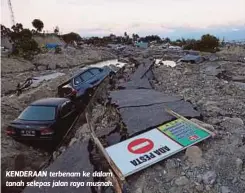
[1,0,245,40]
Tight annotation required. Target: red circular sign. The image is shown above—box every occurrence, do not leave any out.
[127,138,154,154]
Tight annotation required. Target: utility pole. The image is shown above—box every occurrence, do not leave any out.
[8,0,15,26]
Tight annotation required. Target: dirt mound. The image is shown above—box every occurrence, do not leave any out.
[33,35,65,47]
[218,45,245,56]
[149,60,245,193]
[32,47,116,69]
[1,57,35,74]
[1,74,70,186]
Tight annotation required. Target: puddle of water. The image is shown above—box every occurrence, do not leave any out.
[31,72,65,88]
[155,59,177,67]
[84,59,126,69]
[71,59,127,76]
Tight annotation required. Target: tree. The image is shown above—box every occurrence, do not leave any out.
[132,33,140,42]
[199,34,219,52]
[54,26,59,35]
[61,32,82,43]
[139,35,161,43]
[11,23,23,33]
[181,38,186,45]
[2,23,40,58]
[183,34,219,52]
[1,24,12,36]
[32,19,44,32]
[163,37,171,43]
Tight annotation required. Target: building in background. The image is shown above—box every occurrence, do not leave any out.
[135,41,148,48]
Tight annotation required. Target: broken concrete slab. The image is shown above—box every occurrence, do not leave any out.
[232,76,245,83]
[110,89,183,108]
[118,78,152,89]
[117,59,154,90]
[119,101,200,137]
[23,140,94,193]
[130,59,153,80]
[180,54,204,64]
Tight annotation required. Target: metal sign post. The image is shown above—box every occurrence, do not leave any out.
[164,108,216,137]
[85,112,126,193]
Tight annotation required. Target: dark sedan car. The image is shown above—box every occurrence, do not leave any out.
[57,66,115,102]
[6,98,78,141]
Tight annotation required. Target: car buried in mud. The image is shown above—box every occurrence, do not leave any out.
[6,98,79,141]
[57,66,115,102]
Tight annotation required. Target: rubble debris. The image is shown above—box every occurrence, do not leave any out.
[175,176,189,186]
[180,54,204,64]
[202,171,217,185]
[183,50,200,55]
[15,72,66,95]
[33,48,116,69]
[223,117,244,126]
[155,59,177,67]
[221,186,231,193]
[1,57,35,74]
[23,140,94,193]
[235,158,244,173]
[2,42,245,193]
[190,118,215,132]
[185,146,204,166]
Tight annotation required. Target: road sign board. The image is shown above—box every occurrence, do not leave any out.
[106,129,182,177]
[127,138,154,154]
[158,119,210,147]
[106,119,211,177]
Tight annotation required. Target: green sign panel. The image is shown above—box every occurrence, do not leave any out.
[158,119,210,147]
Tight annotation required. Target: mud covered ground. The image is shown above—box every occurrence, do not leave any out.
[125,58,245,193]
[2,44,245,193]
[1,46,117,192]
[79,47,245,193]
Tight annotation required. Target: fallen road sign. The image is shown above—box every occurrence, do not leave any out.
[127,138,154,154]
[158,118,211,147]
[105,119,212,177]
[106,129,183,177]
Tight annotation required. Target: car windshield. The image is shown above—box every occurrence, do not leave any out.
[18,106,56,121]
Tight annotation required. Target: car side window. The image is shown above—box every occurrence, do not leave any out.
[80,70,94,81]
[90,68,102,75]
[74,76,82,85]
[60,101,74,118]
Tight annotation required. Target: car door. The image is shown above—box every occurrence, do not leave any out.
[58,101,77,135]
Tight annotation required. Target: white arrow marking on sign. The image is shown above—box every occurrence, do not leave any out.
[131,141,150,152]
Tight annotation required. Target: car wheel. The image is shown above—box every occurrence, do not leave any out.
[84,89,94,104]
